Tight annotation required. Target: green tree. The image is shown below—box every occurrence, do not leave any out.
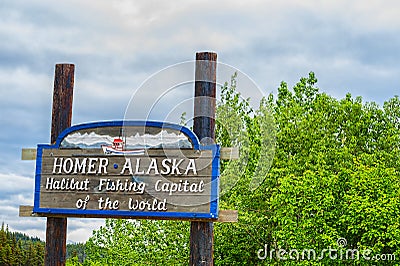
[0,223,45,265]
[83,219,189,265]
[216,72,400,265]
[83,72,400,265]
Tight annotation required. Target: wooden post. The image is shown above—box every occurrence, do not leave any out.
[190,52,217,265]
[45,64,75,266]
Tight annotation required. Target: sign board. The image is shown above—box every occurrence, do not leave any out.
[33,121,220,220]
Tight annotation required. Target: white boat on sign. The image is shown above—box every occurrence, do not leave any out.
[101,138,144,155]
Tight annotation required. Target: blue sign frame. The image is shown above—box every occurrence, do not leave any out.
[33,120,220,220]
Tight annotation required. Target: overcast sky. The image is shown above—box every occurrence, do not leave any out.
[1,0,399,243]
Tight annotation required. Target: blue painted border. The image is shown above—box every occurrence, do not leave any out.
[33,120,219,220]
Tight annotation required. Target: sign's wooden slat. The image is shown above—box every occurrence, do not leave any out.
[21,148,37,160]
[217,210,238,222]
[41,148,213,158]
[39,154,213,176]
[220,147,239,160]
[39,195,211,212]
[39,176,213,195]
[19,205,238,222]
[21,147,239,161]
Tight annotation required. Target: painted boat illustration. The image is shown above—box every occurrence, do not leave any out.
[101,138,145,155]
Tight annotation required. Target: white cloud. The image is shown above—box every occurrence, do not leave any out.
[0,173,34,194]
[67,219,105,243]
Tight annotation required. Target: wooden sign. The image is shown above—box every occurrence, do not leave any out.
[33,120,220,220]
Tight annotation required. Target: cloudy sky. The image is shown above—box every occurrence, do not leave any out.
[1,0,399,242]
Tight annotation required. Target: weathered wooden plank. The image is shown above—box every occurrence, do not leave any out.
[21,148,37,160]
[19,205,35,217]
[39,150,213,176]
[20,205,238,222]
[220,147,239,160]
[40,162,212,177]
[217,210,238,222]
[39,192,212,212]
[39,176,213,194]
[41,148,213,157]
[22,147,239,161]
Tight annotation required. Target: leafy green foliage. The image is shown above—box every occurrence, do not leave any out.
[81,72,400,265]
[67,242,86,264]
[216,72,400,265]
[80,219,189,265]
